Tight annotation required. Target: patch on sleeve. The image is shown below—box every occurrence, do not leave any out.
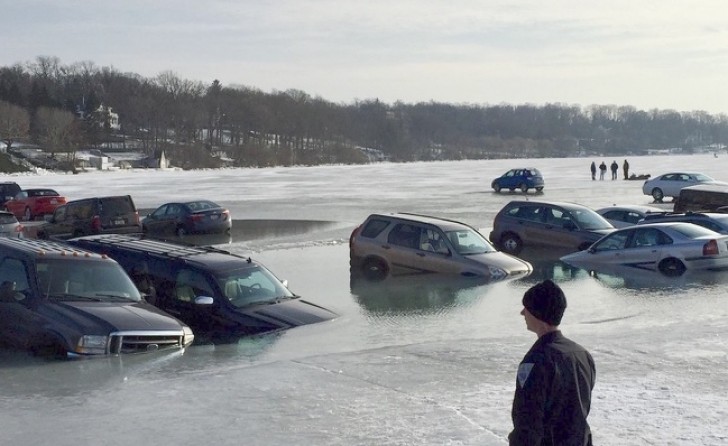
[517,363,535,388]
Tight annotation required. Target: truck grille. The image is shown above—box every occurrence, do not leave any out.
[108,331,185,354]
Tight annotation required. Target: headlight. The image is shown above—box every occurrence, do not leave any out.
[76,335,109,355]
[488,266,508,280]
[182,326,195,347]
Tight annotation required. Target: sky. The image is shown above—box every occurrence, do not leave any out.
[3,0,728,114]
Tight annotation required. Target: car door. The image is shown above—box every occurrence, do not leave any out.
[385,223,429,273]
[42,204,74,239]
[587,229,634,266]
[144,204,171,233]
[531,205,580,249]
[501,170,518,189]
[416,226,460,274]
[623,227,666,269]
[159,266,219,332]
[0,257,42,350]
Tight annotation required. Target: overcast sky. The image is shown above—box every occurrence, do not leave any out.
[3,0,728,113]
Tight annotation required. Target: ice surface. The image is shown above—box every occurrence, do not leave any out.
[2,154,728,445]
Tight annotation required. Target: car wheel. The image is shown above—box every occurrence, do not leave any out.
[493,183,501,193]
[24,207,32,221]
[651,188,664,202]
[519,183,529,193]
[500,232,523,255]
[658,258,686,277]
[536,187,544,192]
[362,257,389,280]
[176,226,187,237]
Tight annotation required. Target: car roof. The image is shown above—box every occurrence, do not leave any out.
[69,234,255,272]
[369,213,474,231]
[503,200,592,210]
[597,205,663,212]
[0,237,112,261]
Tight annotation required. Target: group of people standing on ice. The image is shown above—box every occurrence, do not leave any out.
[591,159,629,180]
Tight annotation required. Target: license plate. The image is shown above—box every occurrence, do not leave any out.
[50,199,57,204]
[114,219,124,225]
[210,214,219,220]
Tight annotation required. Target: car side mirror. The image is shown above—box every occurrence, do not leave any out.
[194,296,214,305]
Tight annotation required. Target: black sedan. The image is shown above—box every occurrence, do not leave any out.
[142,200,232,237]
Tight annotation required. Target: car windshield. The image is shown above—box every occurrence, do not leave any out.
[445,229,497,255]
[215,265,295,308]
[37,259,142,301]
[568,208,614,230]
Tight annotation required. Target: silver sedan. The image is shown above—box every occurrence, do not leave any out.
[641,172,728,202]
[560,222,728,277]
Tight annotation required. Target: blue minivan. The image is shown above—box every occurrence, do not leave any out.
[491,168,544,193]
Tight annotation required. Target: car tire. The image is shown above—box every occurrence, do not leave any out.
[658,258,686,277]
[519,183,529,193]
[493,183,501,193]
[651,188,664,202]
[362,257,389,280]
[500,232,523,255]
[24,207,32,222]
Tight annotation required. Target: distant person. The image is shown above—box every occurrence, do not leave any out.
[623,159,630,179]
[610,160,618,180]
[509,280,596,446]
[590,162,596,181]
[599,161,607,180]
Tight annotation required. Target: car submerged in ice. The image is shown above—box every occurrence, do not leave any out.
[0,237,194,358]
[66,234,338,341]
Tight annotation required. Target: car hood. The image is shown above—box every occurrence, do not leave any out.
[40,301,187,333]
[241,298,338,327]
[466,252,533,276]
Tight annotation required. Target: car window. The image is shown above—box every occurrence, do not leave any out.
[360,218,390,238]
[593,231,631,252]
[691,220,724,233]
[0,213,17,224]
[545,207,571,227]
[69,202,93,219]
[53,206,67,221]
[218,266,293,307]
[36,259,141,301]
[0,258,30,294]
[569,208,613,230]
[387,223,421,249]
[631,228,667,248]
[15,191,28,199]
[100,197,135,216]
[507,205,542,222]
[420,228,450,254]
[174,268,215,302]
[151,204,168,217]
[670,223,714,238]
[446,229,496,254]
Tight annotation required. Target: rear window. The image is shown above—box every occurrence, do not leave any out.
[360,218,390,238]
[99,196,136,216]
[671,223,720,238]
[28,189,59,197]
[0,213,17,224]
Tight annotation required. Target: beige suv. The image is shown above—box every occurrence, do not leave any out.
[349,213,532,280]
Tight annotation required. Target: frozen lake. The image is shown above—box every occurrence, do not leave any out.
[2,154,728,445]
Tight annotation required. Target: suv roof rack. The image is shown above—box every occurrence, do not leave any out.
[642,211,709,220]
[74,234,251,262]
[0,236,96,256]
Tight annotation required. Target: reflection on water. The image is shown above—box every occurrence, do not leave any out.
[349,271,497,314]
[583,266,728,291]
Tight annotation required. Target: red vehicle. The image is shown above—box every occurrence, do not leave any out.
[4,188,67,221]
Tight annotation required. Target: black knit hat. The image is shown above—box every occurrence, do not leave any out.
[522,279,567,325]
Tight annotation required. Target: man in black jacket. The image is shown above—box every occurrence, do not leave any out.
[508,280,596,446]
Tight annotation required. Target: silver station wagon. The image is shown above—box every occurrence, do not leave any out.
[349,213,533,280]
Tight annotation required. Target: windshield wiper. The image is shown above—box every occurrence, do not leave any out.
[92,293,136,301]
[47,293,102,302]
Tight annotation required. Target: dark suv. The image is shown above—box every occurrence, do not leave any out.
[638,211,728,234]
[37,195,141,240]
[0,237,194,357]
[0,181,21,207]
[66,234,337,341]
[490,200,615,255]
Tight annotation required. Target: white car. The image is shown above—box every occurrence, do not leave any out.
[596,205,664,228]
[560,222,728,277]
[0,211,23,238]
[642,172,728,202]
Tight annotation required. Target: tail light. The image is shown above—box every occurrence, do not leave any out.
[15,224,23,233]
[222,209,230,221]
[703,239,719,256]
[91,215,102,233]
[133,211,140,225]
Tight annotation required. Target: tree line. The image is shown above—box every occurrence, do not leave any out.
[2,56,728,171]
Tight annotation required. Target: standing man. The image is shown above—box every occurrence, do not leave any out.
[598,161,607,180]
[590,162,596,181]
[508,280,596,446]
[623,159,630,179]
[610,160,618,180]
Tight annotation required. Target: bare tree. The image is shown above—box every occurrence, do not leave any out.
[0,100,30,151]
[35,106,79,165]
